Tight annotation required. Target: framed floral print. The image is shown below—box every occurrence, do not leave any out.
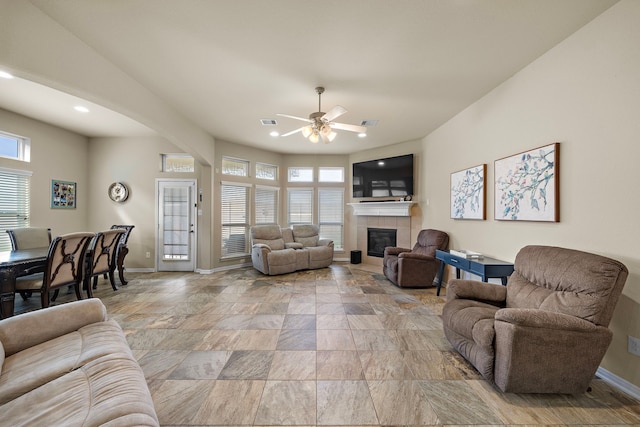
[450,164,486,220]
[494,142,559,222]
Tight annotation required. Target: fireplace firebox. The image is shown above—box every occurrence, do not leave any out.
[367,228,397,258]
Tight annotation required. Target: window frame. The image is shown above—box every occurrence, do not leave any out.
[0,131,31,162]
[256,162,278,181]
[222,156,250,177]
[287,167,314,182]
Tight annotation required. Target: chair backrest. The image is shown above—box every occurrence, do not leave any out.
[506,245,628,326]
[250,225,286,250]
[6,227,52,250]
[44,232,95,289]
[88,229,126,275]
[292,224,321,247]
[110,224,134,247]
[411,229,449,257]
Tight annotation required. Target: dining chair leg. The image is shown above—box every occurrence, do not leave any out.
[84,276,94,299]
[51,289,60,302]
[74,282,83,301]
[108,269,119,291]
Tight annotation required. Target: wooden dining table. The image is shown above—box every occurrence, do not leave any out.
[0,247,49,319]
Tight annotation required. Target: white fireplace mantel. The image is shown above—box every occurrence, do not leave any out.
[348,201,416,217]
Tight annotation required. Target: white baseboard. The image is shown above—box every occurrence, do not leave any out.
[125,268,155,273]
[597,367,640,400]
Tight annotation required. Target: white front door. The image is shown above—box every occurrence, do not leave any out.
[156,179,196,272]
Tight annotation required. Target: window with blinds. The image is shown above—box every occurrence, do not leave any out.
[318,188,344,250]
[287,188,313,226]
[0,168,32,251]
[221,182,250,257]
[255,186,278,224]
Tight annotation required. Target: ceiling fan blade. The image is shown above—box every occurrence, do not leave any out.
[281,127,305,137]
[330,122,367,133]
[322,105,347,122]
[320,132,332,144]
[276,113,312,123]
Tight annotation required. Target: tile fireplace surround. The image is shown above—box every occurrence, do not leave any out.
[351,201,421,266]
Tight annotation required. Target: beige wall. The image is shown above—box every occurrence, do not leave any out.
[0,108,88,235]
[88,136,212,270]
[421,0,640,387]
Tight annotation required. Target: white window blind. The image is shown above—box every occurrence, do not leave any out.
[318,188,344,250]
[221,182,250,257]
[255,186,278,224]
[287,188,313,226]
[0,168,32,251]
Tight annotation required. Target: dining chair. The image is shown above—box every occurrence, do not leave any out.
[6,227,52,251]
[6,227,53,300]
[14,232,95,309]
[84,229,126,296]
[109,224,134,285]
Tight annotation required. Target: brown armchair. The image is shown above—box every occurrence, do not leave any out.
[442,245,628,394]
[383,229,449,288]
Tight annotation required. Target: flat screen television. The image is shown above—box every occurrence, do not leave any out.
[352,154,414,198]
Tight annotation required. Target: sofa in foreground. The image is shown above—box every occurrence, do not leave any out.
[251,224,334,275]
[0,299,159,426]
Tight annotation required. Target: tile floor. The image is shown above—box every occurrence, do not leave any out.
[14,263,640,426]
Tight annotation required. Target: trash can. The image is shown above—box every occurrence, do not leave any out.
[350,250,362,264]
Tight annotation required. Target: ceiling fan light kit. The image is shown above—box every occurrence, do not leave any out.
[277,87,367,144]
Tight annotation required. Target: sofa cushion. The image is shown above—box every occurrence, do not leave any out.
[253,238,285,251]
[281,228,294,244]
[442,299,499,348]
[0,353,158,427]
[294,235,319,248]
[0,319,133,405]
[506,245,628,326]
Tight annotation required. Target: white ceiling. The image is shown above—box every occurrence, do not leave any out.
[0,0,617,154]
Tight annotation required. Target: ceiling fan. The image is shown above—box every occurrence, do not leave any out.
[277,87,367,144]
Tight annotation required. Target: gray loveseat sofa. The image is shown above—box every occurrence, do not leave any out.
[0,299,159,426]
[251,224,334,275]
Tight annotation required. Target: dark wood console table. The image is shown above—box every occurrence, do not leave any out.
[435,249,514,296]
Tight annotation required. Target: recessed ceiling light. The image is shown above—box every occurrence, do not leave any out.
[0,71,14,79]
[269,131,280,137]
[74,106,90,113]
[358,133,367,138]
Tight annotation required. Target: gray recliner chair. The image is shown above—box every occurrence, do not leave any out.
[442,245,628,394]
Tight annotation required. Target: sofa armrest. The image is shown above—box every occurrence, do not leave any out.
[252,243,272,252]
[384,247,411,257]
[0,299,108,357]
[446,279,507,305]
[318,239,333,248]
[495,308,598,332]
[398,252,434,261]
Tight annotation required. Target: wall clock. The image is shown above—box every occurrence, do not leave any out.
[108,182,129,203]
